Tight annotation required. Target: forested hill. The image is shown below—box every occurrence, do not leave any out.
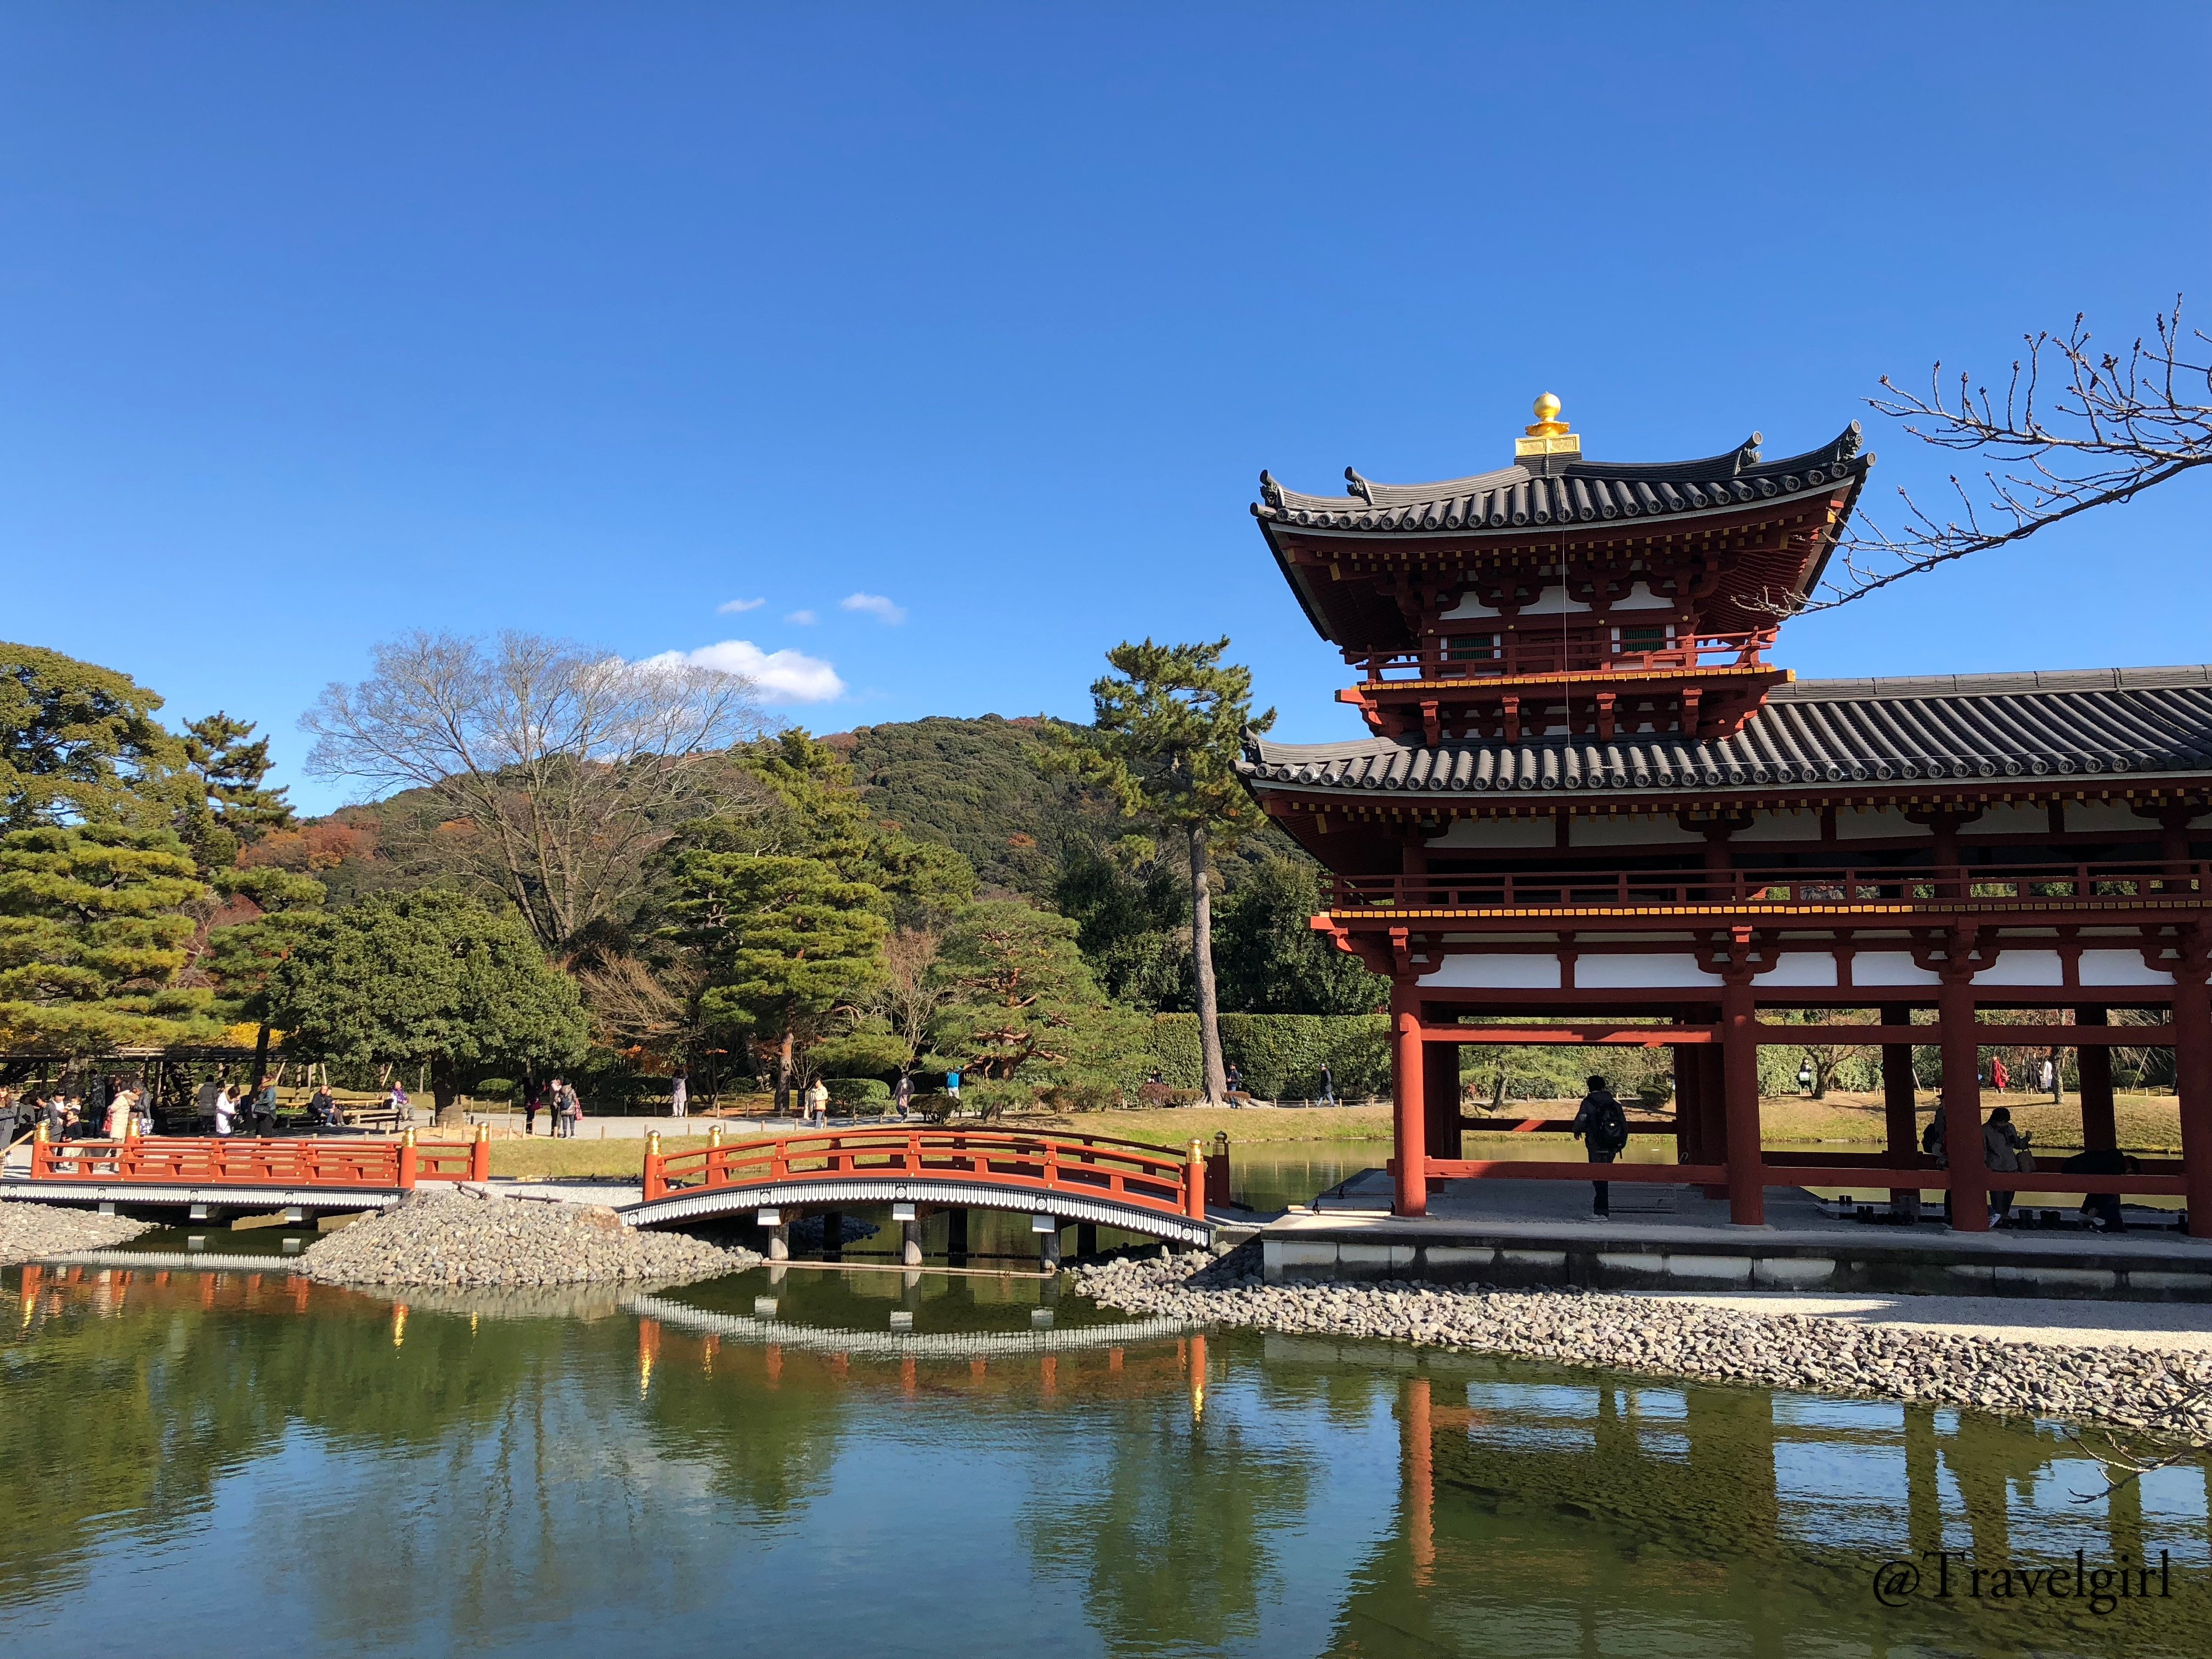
[822,715,1119,900]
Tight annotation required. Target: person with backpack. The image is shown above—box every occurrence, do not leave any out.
[1570,1075,1629,1218]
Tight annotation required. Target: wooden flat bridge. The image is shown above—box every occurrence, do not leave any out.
[14,1128,491,1215]
[634,1126,1220,1247]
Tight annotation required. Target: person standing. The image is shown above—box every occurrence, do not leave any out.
[893,1072,914,1120]
[1570,1075,1628,1219]
[943,1069,961,1120]
[805,1077,829,1127]
[670,1067,689,1120]
[1990,1056,2011,1093]
[1983,1107,2030,1226]
[213,1085,238,1138]
[104,1087,133,1141]
[565,1080,584,1138]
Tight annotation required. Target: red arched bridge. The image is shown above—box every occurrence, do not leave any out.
[633,1127,1220,1247]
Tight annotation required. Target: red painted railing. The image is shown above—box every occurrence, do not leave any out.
[644,1127,1207,1223]
[1402,1156,2190,1200]
[1353,630,1776,685]
[1332,860,2211,915]
[30,1131,489,1189]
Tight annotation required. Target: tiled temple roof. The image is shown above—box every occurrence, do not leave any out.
[1239,668,2212,797]
[1252,425,1871,535]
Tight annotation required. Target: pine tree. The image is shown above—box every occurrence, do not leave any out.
[1,642,193,833]
[0,823,217,1053]
[663,850,888,1109]
[1049,639,1274,1104]
[929,900,1144,1105]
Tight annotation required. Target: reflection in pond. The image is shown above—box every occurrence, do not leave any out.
[3,1261,2207,1657]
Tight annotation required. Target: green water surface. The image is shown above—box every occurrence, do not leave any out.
[2,1256,2207,1658]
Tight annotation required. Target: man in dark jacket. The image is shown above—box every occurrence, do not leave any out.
[1571,1075,1630,1218]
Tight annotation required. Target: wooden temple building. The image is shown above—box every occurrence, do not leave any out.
[1241,396,2212,1235]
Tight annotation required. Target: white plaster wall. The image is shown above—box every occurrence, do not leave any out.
[1427,817,1554,849]
[1760,954,1838,988]
[1419,955,1562,989]
[1972,950,2064,986]
[1835,808,1921,842]
[1851,951,1943,988]
[1971,805,2049,837]
[1575,954,1722,988]
[2078,949,2175,986]
[1568,815,1702,848]
[2067,803,2154,835]
[1731,811,1822,844]
[1439,592,1503,620]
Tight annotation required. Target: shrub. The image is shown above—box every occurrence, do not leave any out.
[961,1079,1032,1121]
[1147,1014,1391,1101]
[1041,1080,1126,1113]
[472,1077,516,1101]
[826,1077,891,1112]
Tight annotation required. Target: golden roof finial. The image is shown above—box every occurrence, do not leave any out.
[1516,392,1580,462]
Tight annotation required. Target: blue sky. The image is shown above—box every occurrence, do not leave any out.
[2,3,2206,813]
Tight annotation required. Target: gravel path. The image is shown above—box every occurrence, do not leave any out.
[301,1189,757,1289]
[1,1199,152,1265]
[1071,1247,2212,1442]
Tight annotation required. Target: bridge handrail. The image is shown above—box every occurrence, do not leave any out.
[28,1131,488,1189]
[644,1126,1206,1221]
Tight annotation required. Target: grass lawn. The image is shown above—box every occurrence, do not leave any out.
[486,1136,710,1180]
[476,1091,2188,1180]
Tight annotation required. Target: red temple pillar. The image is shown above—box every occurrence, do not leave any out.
[1695,1039,1729,1199]
[1424,1042,1462,1163]
[1674,1043,1702,1166]
[1720,975,1764,1225]
[1938,972,1989,1232]
[1391,981,1427,1217]
[2174,972,2212,1239]
[1880,1002,1921,1214]
[2076,1006,2117,1153]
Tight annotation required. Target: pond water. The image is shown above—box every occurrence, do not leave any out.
[5,1258,2208,1657]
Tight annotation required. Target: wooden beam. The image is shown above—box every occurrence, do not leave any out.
[1752,1023,2176,1047]
[1423,1024,1716,1046]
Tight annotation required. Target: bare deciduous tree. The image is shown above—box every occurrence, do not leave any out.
[873,927,950,1079]
[1796,298,2211,611]
[303,631,771,952]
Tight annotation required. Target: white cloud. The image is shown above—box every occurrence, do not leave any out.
[656,640,845,703]
[840,591,908,625]
[717,597,765,614]
[785,608,819,625]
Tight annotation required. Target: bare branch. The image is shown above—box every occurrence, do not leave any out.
[1797,298,2212,611]
[301,631,774,951]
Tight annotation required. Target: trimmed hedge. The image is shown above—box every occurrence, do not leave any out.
[826,1077,891,1109]
[1146,1014,1391,1102]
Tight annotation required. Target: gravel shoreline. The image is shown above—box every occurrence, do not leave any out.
[301,1189,758,1289]
[1071,1246,2212,1443]
[1,1199,152,1265]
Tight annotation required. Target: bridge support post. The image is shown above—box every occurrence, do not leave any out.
[1075,1222,1097,1258]
[901,1220,923,1267]
[946,1207,969,1262]
[764,1216,789,1262]
[822,1208,843,1257]
[1038,1227,1062,1271]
